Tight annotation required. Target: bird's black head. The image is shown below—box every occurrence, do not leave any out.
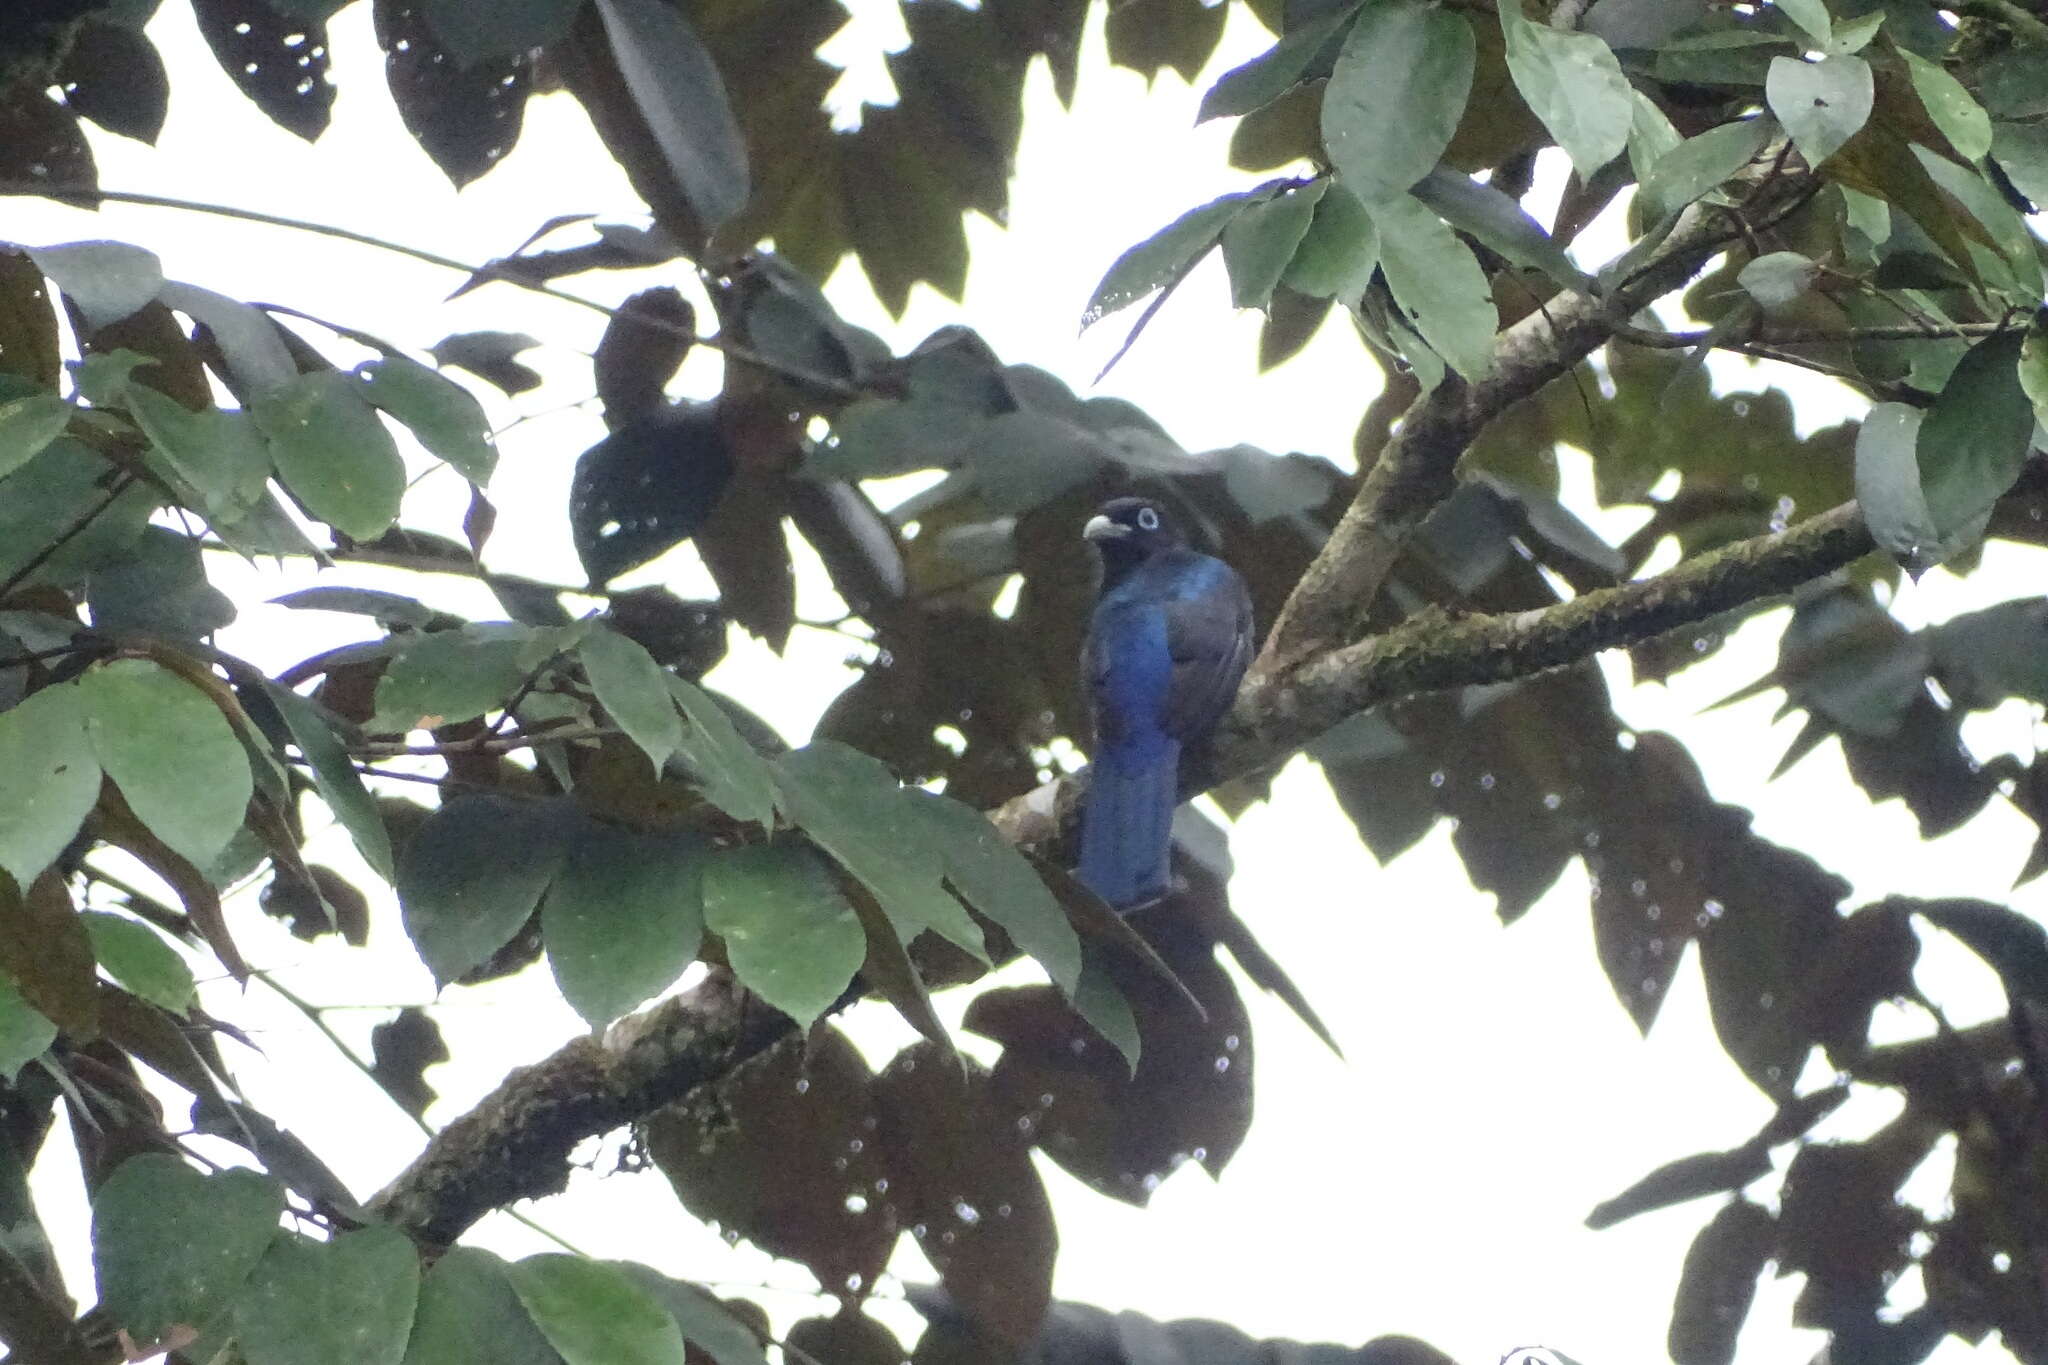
[1083,497,1182,575]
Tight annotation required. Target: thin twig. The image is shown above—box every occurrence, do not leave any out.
[0,184,861,398]
[1951,0,2048,43]
[355,724,616,757]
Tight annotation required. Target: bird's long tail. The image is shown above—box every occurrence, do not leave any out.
[1077,736,1180,909]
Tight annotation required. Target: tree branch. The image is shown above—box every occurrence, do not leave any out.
[1253,167,1819,673]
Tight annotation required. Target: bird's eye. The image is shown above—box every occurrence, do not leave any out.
[1136,506,1159,531]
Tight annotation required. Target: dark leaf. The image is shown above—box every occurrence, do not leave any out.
[1104,0,1228,82]
[375,0,534,187]
[605,588,725,677]
[1586,1147,1771,1230]
[1790,902,1918,1062]
[259,864,368,946]
[1917,330,2034,543]
[1198,4,1358,121]
[369,1006,449,1120]
[590,0,750,241]
[1668,1199,1777,1365]
[1777,1136,1924,1329]
[542,817,707,1027]
[57,22,168,145]
[0,870,97,1040]
[644,1028,894,1299]
[965,921,1253,1207]
[784,1310,902,1365]
[418,0,582,67]
[85,526,236,641]
[428,331,544,395]
[594,287,695,429]
[694,470,794,650]
[569,403,734,587]
[0,90,97,203]
[0,251,61,390]
[873,1042,1057,1348]
[1257,285,1334,371]
[190,0,334,141]
[190,1096,363,1220]
[396,795,576,986]
[1911,897,2048,1007]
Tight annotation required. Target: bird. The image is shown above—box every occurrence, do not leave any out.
[1076,496,1254,909]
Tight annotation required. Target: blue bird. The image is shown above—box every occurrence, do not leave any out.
[1077,497,1254,909]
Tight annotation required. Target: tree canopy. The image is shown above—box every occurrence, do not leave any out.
[2,0,2048,1362]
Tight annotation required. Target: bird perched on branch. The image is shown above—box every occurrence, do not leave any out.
[1077,496,1254,909]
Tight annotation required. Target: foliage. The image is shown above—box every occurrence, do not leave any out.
[0,0,2047,1362]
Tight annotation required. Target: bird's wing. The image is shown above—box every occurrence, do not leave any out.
[1161,554,1255,742]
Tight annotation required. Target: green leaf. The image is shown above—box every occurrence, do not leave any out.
[899,789,1081,995]
[1917,330,2034,541]
[0,683,98,887]
[1993,120,2048,210]
[123,385,272,522]
[543,819,708,1028]
[1736,251,1819,309]
[0,438,157,588]
[404,1248,562,1365]
[665,676,778,827]
[0,393,71,481]
[419,0,583,67]
[262,683,394,880]
[356,355,498,484]
[1409,165,1588,289]
[254,370,406,541]
[579,628,683,775]
[373,624,576,732]
[1221,182,1325,310]
[1197,4,1361,121]
[92,1156,282,1346]
[1072,951,1142,1073]
[1282,180,1380,299]
[1082,192,1255,329]
[1771,0,1831,46]
[592,0,751,232]
[1766,55,1872,168]
[81,659,251,873]
[701,840,864,1029]
[234,1226,420,1365]
[1323,1,1475,201]
[2021,319,2048,435]
[397,795,575,986]
[507,1254,686,1365]
[613,1265,770,1365]
[1371,193,1498,382]
[0,975,54,1081]
[1910,146,2039,299]
[1638,116,1773,219]
[1853,401,1973,573]
[1499,0,1634,181]
[775,742,990,963]
[80,910,194,1013]
[86,525,237,641]
[27,240,163,331]
[1901,48,1991,161]
[1825,9,1884,54]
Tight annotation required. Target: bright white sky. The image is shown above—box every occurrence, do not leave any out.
[11,3,2048,1363]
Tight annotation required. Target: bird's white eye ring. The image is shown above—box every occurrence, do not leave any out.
[1136,506,1159,531]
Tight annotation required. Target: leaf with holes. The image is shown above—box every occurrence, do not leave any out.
[569,404,734,587]
[418,0,582,67]
[1081,192,1256,329]
[1767,55,1872,168]
[190,0,334,141]
[644,1026,893,1299]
